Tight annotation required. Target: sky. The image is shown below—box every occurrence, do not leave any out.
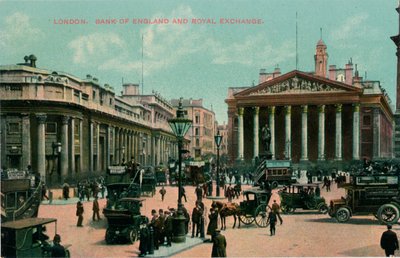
[0,0,398,124]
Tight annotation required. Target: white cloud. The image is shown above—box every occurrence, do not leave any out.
[68,32,126,64]
[0,12,43,50]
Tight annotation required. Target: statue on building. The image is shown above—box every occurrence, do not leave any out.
[261,125,271,152]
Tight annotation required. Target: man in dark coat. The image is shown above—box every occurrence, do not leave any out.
[267,211,277,236]
[211,229,227,257]
[139,217,150,257]
[92,196,101,221]
[195,184,203,201]
[380,224,399,257]
[76,201,84,227]
[207,208,218,241]
[149,209,161,250]
[191,203,203,237]
[164,210,174,247]
[50,234,66,257]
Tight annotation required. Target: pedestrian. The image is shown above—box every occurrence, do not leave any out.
[92,196,101,221]
[62,182,70,200]
[180,185,187,202]
[206,208,218,242]
[195,184,203,201]
[50,234,66,257]
[76,201,84,227]
[267,211,277,236]
[164,210,173,247]
[158,209,166,245]
[271,200,283,225]
[159,186,166,201]
[139,217,150,257]
[326,179,331,192]
[149,209,161,250]
[41,183,49,201]
[381,224,399,257]
[315,185,321,197]
[203,183,208,198]
[191,203,203,238]
[211,229,227,257]
[181,204,190,234]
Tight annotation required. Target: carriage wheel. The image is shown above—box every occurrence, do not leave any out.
[239,214,255,225]
[305,199,317,210]
[377,204,400,225]
[335,207,351,223]
[128,229,138,243]
[281,204,293,214]
[254,204,269,228]
[271,181,279,189]
[317,203,329,214]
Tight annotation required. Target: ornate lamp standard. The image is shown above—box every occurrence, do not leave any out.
[168,98,192,243]
[214,130,223,197]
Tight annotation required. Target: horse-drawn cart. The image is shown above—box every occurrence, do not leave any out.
[238,187,272,227]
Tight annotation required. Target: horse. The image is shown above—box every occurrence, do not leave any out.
[212,201,241,230]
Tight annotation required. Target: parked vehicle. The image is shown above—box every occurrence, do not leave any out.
[155,165,167,185]
[278,183,328,214]
[1,217,71,257]
[103,198,147,244]
[238,187,272,227]
[140,166,157,197]
[329,174,400,224]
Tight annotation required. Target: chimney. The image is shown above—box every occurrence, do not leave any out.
[272,67,281,78]
[86,74,92,79]
[345,63,353,85]
[329,65,336,80]
[259,69,267,84]
[28,54,37,68]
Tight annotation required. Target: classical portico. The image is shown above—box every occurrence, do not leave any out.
[226,70,393,164]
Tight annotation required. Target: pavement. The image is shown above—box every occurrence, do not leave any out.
[147,237,204,258]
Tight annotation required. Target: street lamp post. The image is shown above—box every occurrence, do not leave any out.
[168,98,192,243]
[214,130,223,197]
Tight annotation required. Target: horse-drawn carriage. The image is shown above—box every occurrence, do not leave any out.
[155,165,167,185]
[278,183,328,214]
[237,187,272,227]
[140,166,157,196]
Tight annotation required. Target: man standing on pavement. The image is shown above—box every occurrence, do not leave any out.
[380,224,399,257]
[180,185,187,202]
[164,210,173,247]
[267,210,277,236]
[195,184,203,201]
[76,201,84,227]
[211,229,227,257]
[271,200,283,225]
[159,186,166,201]
[92,196,101,221]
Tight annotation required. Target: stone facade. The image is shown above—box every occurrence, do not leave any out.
[225,41,394,165]
[0,57,178,184]
[171,99,217,158]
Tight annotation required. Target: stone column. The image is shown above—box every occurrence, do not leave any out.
[115,128,120,165]
[79,119,83,173]
[22,113,31,169]
[127,132,131,160]
[237,107,244,161]
[301,105,308,161]
[152,136,156,166]
[373,108,381,159]
[353,104,360,160]
[61,116,69,179]
[253,107,259,160]
[285,106,292,160]
[96,123,100,171]
[106,125,111,168]
[70,117,75,175]
[36,114,47,182]
[89,121,94,173]
[269,106,276,159]
[335,104,343,161]
[318,105,325,160]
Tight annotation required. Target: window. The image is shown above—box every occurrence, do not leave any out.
[196,138,200,146]
[195,128,199,136]
[93,90,96,100]
[195,114,200,124]
[363,115,371,127]
[46,122,57,134]
[8,122,20,134]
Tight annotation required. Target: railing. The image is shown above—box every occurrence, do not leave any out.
[12,181,42,221]
[253,160,267,183]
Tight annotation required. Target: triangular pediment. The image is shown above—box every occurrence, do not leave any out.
[236,70,361,97]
